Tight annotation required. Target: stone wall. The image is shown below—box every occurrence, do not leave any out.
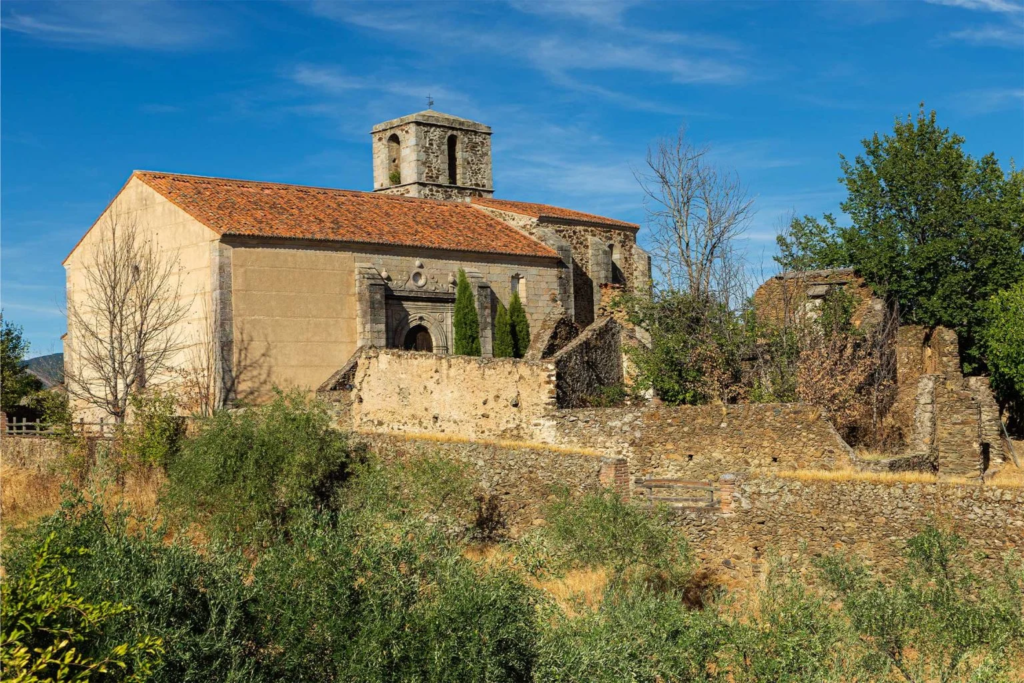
[0,434,68,470]
[549,405,854,483]
[678,473,1024,589]
[371,112,493,199]
[347,348,556,440]
[360,432,609,533]
[551,317,624,408]
[892,325,1006,476]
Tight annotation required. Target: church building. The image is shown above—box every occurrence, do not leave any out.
[63,110,649,404]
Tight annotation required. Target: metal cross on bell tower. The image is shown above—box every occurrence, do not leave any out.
[426,94,434,110]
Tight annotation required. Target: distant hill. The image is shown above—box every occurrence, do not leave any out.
[21,353,64,389]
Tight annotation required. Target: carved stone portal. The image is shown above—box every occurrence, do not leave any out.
[386,291,454,355]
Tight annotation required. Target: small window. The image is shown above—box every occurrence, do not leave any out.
[511,274,525,301]
[447,135,458,185]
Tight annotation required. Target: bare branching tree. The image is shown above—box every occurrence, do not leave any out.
[177,309,270,417]
[65,214,190,423]
[636,128,755,303]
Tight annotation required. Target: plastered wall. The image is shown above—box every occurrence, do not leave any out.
[63,177,217,416]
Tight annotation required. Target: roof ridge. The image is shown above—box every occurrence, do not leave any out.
[133,170,491,208]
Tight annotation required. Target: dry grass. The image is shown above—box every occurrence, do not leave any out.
[1,461,165,535]
[357,429,604,458]
[770,466,1024,488]
[464,542,608,614]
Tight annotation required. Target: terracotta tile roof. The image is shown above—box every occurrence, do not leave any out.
[132,172,559,259]
[472,197,638,229]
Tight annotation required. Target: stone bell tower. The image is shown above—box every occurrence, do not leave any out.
[371,110,493,201]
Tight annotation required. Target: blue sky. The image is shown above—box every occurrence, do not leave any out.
[2,0,1022,357]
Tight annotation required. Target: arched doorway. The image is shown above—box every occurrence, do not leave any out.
[403,324,433,352]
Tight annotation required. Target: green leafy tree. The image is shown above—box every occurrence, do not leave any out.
[0,533,164,682]
[981,280,1024,431]
[775,214,850,272]
[493,300,514,358]
[508,291,531,358]
[624,291,744,405]
[776,107,1024,374]
[1,312,43,413]
[453,269,481,356]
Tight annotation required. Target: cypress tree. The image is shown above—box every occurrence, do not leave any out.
[493,300,514,358]
[508,291,531,358]
[453,269,481,356]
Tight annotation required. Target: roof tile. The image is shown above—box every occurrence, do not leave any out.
[133,172,559,259]
[472,197,637,229]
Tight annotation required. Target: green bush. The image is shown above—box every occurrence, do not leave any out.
[253,507,540,682]
[509,291,531,358]
[2,499,256,683]
[165,390,354,545]
[542,490,692,588]
[537,584,725,683]
[0,532,164,683]
[123,390,184,469]
[816,526,1024,682]
[494,299,514,358]
[453,269,482,356]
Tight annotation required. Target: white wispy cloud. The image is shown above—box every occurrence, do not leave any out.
[926,0,1024,48]
[301,0,750,112]
[925,0,1023,12]
[953,86,1024,114]
[1,0,230,50]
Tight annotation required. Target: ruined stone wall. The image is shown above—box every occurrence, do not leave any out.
[552,317,623,408]
[678,474,1024,589]
[754,268,882,331]
[549,405,854,483]
[551,223,641,327]
[348,348,556,440]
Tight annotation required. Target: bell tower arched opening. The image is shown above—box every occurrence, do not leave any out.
[447,135,458,185]
[387,134,402,185]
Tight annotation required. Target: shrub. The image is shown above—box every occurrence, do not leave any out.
[493,299,514,358]
[816,526,1024,682]
[536,584,725,683]
[1,498,260,683]
[623,291,744,405]
[252,464,541,682]
[729,557,858,682]
[165,390,354,544]
[509,291,531,358]
[542,490,693,588]
[981,279,1024,432]
[0,532,164,682]
[122,390,184,469]
[453,269,481,356]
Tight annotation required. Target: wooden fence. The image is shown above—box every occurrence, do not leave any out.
[635,478,717,509]
[3,417,119,438]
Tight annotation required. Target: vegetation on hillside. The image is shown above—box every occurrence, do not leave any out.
[3,396,1022,682]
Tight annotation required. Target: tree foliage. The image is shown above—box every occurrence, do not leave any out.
[1,312,43,414]
[624,291,744,405]
[776,107,1024,376]
[0,533,164,683]
[981,280,1024,430]
[493,299,514,358]
[453,269,481,356]
[508,291,531,358]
